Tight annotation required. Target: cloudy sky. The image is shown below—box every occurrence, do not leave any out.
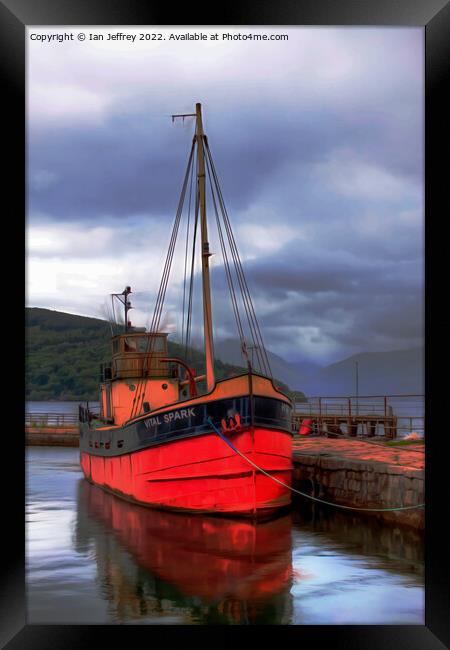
[26,26,424,365]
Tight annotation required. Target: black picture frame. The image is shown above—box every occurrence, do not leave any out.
[4,0,449,646]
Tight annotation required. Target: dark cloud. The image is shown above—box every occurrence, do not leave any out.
[28,94,422,222]
[27,28,424,364]
[193,241,424,360]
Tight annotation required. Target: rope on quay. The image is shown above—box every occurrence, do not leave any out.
[206,418,425,513]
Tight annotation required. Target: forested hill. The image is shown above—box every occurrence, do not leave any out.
[26,308,291,401]
[26,308,116,400]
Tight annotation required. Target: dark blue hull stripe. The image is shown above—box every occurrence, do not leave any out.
[80,395,292,458]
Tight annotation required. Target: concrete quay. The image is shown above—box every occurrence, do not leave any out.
[292,437,424,529]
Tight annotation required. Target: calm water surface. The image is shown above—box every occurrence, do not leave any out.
[26,447,424,625]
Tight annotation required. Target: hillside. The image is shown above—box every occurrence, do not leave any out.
[25,308,290,401]
[26,309,112,400]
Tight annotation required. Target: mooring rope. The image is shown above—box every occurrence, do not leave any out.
[206,418,425,513]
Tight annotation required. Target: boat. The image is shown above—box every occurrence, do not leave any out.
[79,103,293,517]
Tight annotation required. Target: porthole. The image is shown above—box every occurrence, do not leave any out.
[129,384,136,391]
[162,383,168,390]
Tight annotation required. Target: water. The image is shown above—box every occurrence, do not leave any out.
[26,447,424,625]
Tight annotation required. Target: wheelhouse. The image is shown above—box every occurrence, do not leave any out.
[108,332,169,380]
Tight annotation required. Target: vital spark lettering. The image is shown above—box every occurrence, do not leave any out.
[144,408,196,429]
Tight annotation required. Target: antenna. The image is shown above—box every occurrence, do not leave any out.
[171,112,196,123]
[111,286,133,333]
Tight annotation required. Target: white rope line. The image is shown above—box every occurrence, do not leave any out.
[207,419,425,513]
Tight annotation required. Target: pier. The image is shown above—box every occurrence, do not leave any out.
[292,437,424,529]
[290,395,425,529]
[25,411,79,446]
[292,394,424,439]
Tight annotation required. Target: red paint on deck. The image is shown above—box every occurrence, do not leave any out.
[80,427,292,516]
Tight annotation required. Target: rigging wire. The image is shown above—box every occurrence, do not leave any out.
[129,138,196,420]
[184,149,200,361]
[101,299,115,337]
[204,151,248,363]
[111,295,118,336]
[204,139,269,374]
[204,139,272,376]
[181,146,195,350]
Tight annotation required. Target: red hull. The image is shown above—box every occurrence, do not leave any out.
[80,427,292,516]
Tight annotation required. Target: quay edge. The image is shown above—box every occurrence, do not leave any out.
[292,438,424,530]
[25,426,79,447]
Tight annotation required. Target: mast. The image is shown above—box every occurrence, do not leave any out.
[171,103,215,391]
[195,103,215,392]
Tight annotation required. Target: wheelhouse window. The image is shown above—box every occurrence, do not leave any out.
[124,337,138,352]
[124,336,165,353]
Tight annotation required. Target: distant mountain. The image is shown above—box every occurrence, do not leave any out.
[302,348,424,396]
[214,340,424,397]
[213,338,319,391]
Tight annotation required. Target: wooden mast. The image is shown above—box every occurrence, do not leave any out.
[195,103,215,392]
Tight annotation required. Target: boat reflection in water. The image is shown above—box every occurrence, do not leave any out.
[74,479,294,624]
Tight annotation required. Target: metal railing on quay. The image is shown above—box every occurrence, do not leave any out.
[26,412,80,426]
[293,394,423,416]
[291,394,424,440]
